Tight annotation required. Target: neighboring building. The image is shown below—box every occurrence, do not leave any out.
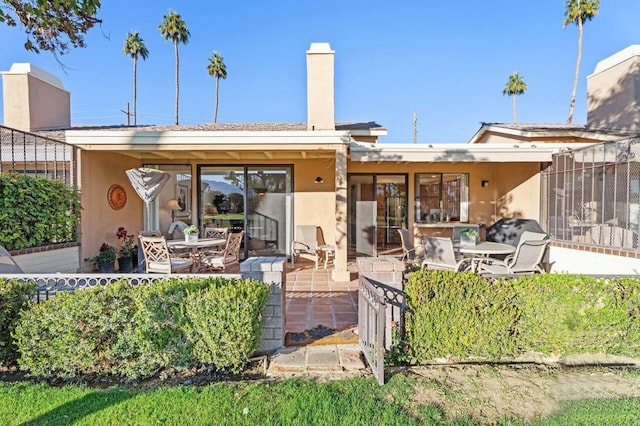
[2,43,639,276]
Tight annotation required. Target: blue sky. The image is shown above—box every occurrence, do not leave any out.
[1,1,639,143]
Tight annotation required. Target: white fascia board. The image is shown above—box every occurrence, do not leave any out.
[64,130,351,148]
[468,125,622,144]
[348,129,388,137]
[349,143,597,163]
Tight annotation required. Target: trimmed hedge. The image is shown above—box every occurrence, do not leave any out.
[404,271,640,364]
[13,277,270,379]
[0,279,36,366]
[405,270,520,360]
[0,173,81,250]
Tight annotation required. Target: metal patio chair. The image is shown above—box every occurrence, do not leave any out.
[421,236,471,272]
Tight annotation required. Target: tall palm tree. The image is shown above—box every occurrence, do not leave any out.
[123,31,149,126]
[503,72,527,123]
[206,51,228,123]
[564,0,600,124]
[159,10,190,125]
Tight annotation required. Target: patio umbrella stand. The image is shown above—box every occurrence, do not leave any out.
[126,168,171,272]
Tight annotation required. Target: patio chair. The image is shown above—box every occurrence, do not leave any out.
[397,228,422,262]
[200,231,244,272]
[518,230,548,243]
[139,235,194,274]
[201,226,229,256]
[421,237,471,272]
[478,239,550,275]
[203,226,228,240]
[291,225,319,268]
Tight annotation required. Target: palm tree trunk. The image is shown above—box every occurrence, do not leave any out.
[133,56,137,126]
[567,16,583,124]
[174,41,179,126]
[214,76,220,123]
[512,94,517,123]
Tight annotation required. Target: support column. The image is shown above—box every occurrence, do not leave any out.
[333,143,350,282]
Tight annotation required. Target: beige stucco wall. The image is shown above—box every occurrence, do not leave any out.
[587,56,640,132]
[306,43,335,131]
[2,73,70,131]
[292,158,337,246]
[79,151,142,269]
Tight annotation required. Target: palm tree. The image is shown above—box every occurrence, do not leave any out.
[564,0,600,124]
[123,32,149,126]
[206,51,228,123]
[159,10,190,125]
[502,72,527,123]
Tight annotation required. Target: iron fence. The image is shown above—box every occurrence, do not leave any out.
[541,137,640,251]
[0,125,76,186]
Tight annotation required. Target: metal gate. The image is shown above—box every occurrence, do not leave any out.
[358,275,386,385]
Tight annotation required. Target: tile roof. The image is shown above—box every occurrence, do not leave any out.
[36,121,386,139]
[481,122,636,136]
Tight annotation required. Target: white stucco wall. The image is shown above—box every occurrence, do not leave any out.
[549,246,640,275]
[14,246,80,273]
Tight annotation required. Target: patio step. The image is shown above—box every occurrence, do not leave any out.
[267,344,368,377]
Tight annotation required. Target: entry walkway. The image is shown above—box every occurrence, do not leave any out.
[267,261,368,375]
[285,260,359,333]
[267,344,368,377]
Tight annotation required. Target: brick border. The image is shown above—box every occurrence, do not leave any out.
[550,240,640,259]
[9,242,80,256]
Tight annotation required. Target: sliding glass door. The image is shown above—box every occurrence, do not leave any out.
[199,165,292,258]
[348,174,407,257]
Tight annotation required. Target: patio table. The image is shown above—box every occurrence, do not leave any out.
[459,242,515,272]
[167,238,227,268]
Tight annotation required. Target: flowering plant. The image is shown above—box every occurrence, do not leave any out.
[90,243,117,265]
[116,227,136,257]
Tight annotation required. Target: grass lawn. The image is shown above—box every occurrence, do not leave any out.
[1,371,640,425]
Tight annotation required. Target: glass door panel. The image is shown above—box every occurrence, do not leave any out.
[246,167,292,257]
[200,166,245,239]
[376,175,406,254]
[348,175,376,256]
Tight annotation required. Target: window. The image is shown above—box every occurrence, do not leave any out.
[415,173,468,223]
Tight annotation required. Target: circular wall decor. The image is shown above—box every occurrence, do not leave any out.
[107,184,127,210]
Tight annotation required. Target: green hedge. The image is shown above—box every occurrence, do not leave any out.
[404,271,640,364]
[405,271,520,360]
[0,279,36,366]
[13,277,270,379]
[0,173,81,250]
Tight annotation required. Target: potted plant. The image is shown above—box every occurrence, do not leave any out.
[116,227,135,273]
[89,243,117,273]
[460,227,479,247]
[184,224,199,243]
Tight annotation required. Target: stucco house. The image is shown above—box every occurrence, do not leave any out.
[2,43,639,276]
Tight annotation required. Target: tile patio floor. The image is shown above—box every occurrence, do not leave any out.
[284,260,359,333]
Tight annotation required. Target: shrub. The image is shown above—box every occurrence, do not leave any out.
[14,277,270,379]
[13,281,136,378]
[405,270,519,362]
[403,271,640,364]
[0,173,81,250]
[513,274,640,357]
[183,277,270,373]
[110,278,211,379]
[0,279,35,366]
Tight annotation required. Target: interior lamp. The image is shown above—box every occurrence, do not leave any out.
[167,199,181,222]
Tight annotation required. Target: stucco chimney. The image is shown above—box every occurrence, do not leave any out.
[306,43,335,131]
[2,63,70,131]
[587,45,640,132]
